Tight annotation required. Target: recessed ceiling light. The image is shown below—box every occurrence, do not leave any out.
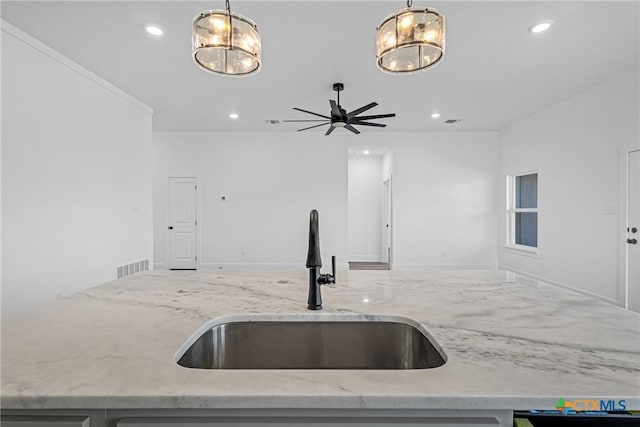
[431,112,441,119]
[229,113,239,119]
[529,20,553,33]
[145,25,164,36]
[363,150,370,155]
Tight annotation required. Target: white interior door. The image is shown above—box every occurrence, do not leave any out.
[381,178,392,264]
[168,177,197,270]
[627,150,640,311]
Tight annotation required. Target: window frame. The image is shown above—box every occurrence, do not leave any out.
[506,171,539,254]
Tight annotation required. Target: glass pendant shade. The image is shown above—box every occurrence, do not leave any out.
[376,7,445,74]
[192,9,261,76]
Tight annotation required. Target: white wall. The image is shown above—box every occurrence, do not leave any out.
[0,25,4,306]
[498,70,640,304]
[382,149,393,182]
[153,132,348,270]
[391,133,499,268]
[348,155,383,262]
[1,22,153,318]
[154,131,499,270]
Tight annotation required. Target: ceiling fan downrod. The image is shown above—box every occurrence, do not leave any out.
[333,82,344,106]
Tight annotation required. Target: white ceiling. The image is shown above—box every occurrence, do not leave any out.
[2,1,639,133]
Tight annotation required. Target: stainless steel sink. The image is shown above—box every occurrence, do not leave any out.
[176,314,446,370]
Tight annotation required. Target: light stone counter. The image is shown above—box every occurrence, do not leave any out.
[1,269,639,410]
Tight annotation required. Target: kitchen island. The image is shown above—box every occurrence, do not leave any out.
[2,269,639,426]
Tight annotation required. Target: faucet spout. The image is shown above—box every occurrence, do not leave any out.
[306,209,322,268]
[305,209,335,310]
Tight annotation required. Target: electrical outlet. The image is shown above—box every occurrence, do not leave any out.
[241,251,246,258]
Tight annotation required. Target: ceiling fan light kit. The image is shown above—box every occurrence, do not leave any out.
[192,0,261,76]
[376,0,445,74]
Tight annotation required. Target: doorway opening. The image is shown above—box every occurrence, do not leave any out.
[347,147,393,271]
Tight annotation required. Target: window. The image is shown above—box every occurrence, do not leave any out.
[507,172,538,250]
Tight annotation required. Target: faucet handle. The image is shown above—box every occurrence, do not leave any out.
[331,255,336,283]
[318,256,336,285]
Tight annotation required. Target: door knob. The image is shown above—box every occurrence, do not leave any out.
[168,226,174,230]
[627,238,638,244]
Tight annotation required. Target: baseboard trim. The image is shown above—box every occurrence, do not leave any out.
[498,265,622,307]
[392,264,497,271]
[197,262,350,271]
[159,262,498,272]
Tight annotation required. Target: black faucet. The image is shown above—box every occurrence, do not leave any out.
[305,209,335,310]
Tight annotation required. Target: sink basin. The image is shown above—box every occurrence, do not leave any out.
[175,314,446,370]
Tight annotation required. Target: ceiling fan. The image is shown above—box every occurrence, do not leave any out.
[284,83,396,136]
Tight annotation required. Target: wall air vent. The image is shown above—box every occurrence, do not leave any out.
[264,119,281,125]
[444,119,461,124]
[117,259,149,279]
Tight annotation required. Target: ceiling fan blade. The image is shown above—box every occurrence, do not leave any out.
[344,124,361,135]
[293,107,331,120]
[297,122,330,132]
[325,126,336,136]
[329,100,341,117]
[283,119,329,122]
[350,121,387,127]
[352,113,396,121]
[346,102,378,119]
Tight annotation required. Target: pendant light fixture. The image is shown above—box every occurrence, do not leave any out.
[376,0,445,74]
[192,0,261,76]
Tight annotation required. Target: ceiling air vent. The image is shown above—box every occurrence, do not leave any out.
[265,119,281,125]
[444,119,461,124]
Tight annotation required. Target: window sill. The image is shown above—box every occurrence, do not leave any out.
[504,245,539,258]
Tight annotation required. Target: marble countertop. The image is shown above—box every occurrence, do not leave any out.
[1,269,639,410]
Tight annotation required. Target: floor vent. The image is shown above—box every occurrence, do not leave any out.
[117,259,149,279]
